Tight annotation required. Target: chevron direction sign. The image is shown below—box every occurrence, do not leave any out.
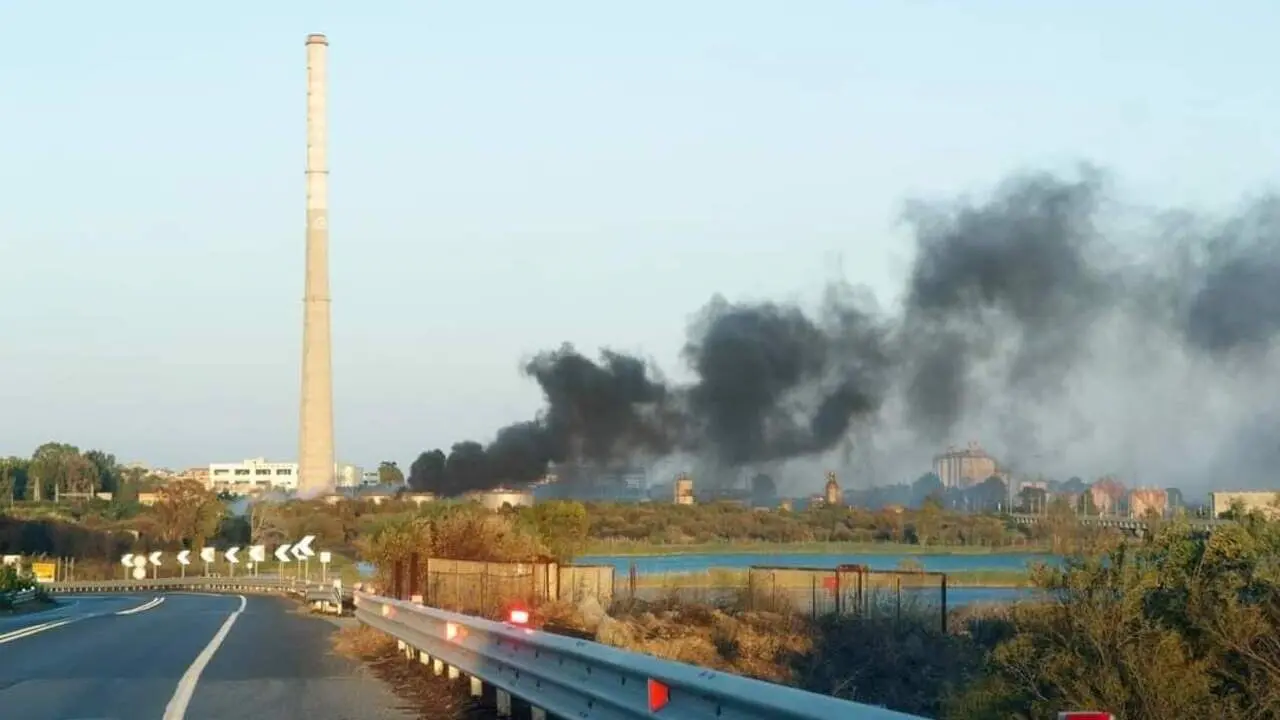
[291,535,316,561]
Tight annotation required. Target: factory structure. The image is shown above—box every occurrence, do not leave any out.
[932,442,1010,489]
[206,457,367,495]
[533,462,650,503]
[297,33,337,496]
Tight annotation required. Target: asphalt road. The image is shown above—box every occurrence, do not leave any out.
[0,593,421,719]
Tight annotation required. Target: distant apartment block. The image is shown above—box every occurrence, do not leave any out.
[1128,487,1168,519]
[1089,476,1126,515]
[176,467,209,484]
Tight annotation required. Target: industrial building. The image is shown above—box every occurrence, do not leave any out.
[207,457,363,495]
[537,462,649,502]
[464,487,535,511]
[823,471,842,506]
[1210,490,1280,519]
[932,442,1005,489]
[674,474,694,505]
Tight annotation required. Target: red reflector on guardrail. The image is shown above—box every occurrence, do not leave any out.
[648,678,669,712]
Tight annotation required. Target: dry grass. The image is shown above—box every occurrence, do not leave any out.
[332,624,396,659]
[531,594,995,717]
[330,624,490,719]
[534,597,812,685]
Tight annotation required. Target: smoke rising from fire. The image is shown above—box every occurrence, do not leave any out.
[409,166,1280,497]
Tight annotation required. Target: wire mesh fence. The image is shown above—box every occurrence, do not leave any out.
[388,555,947,630]
[743,564,950,631]
[609,563,949,631]
[389,554,616,618]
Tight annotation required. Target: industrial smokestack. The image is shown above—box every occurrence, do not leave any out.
[298,33,336,495]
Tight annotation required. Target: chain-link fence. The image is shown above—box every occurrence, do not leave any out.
[387,556,947,629]
[745,564,949,631]
[389,555,616,618]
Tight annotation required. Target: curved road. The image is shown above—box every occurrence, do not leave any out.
[0,593,418,719]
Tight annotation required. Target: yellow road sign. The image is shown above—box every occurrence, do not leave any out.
[31,561,56,583]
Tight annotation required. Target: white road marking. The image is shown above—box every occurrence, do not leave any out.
[116,596,165,615]
[0,618,75,644]
[161,594,246,720]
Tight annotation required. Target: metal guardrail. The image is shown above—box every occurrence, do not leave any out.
[0,588,37,606]
[355,591,928,720]
[46,576,305,595]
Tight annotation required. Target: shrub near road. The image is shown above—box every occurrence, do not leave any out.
[538,513,1280,720]
[950,515,1280,719]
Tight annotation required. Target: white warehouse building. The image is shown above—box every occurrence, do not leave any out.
[208,457,363,494]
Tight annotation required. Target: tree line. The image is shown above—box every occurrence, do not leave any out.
[584,498,1079,549]
[0,442,170,503]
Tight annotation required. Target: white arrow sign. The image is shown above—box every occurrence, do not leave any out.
[248,545,266,563]
[225,547,240,564]
[275,544,292,562]
[200,547,216,564]
[176,550,191,566]
[121,553,134,568]
[148,551,163,566]
[292,535,316,559]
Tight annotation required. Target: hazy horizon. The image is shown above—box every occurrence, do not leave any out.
[3,2,1278,499]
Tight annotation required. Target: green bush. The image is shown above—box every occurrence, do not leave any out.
[0,564,36,594]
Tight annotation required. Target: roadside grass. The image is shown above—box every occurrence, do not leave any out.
[330,623,490,719]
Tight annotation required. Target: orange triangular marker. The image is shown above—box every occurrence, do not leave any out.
[647,678,670,712]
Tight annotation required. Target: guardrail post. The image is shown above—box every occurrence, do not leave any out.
[495,689,512,717]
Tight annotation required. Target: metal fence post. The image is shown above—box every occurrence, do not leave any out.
[392,559,404,600]
[940,574,948,634]
[895,577,902,627]
[408,553,421,600]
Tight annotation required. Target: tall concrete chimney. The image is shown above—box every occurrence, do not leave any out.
[298,33,335,495]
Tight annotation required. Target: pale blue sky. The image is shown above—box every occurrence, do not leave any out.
[2,1,1277,471]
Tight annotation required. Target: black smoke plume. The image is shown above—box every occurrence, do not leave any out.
[407,297,892,495]
[408,165,1280,497]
